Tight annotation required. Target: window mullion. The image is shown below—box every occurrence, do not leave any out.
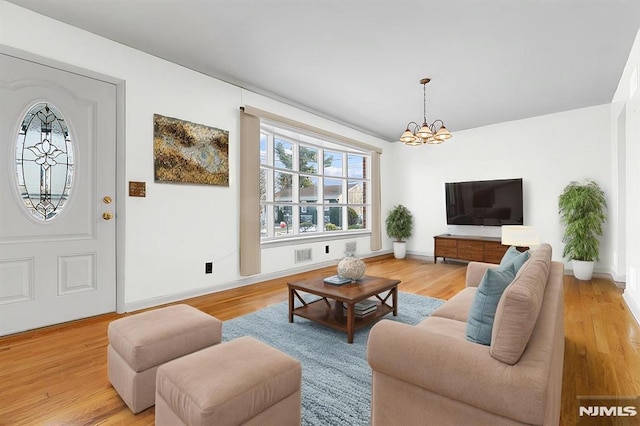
[342,177,348,230]
[340,152,347,231]
[318,148,325,233]
[292,173,299,235]
[267,133,274,165]
[266,133,275,237]
[291,142,299,235]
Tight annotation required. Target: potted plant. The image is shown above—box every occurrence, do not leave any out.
[385,204,413,259]
[558,180,607,280]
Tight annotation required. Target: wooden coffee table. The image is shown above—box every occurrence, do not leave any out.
[287,275,400,343]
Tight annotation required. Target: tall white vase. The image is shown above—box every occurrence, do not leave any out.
[572,260,594,280]
[393,241,407,259]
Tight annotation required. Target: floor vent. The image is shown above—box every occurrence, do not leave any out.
[295,248,312,263]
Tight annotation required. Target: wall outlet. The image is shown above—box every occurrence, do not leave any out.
[205,262,213,274]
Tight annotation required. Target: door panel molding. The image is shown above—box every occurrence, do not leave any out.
[58,253,97,295]
[0,258,34,305]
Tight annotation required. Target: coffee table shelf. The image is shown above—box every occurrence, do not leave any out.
[292,298,394,331]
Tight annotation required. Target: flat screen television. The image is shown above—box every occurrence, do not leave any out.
[445,178,523,226]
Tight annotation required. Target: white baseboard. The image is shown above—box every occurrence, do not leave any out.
[405,250,433,260]
[623,292,640,327]
[121,249,393,313]
[563,266,626,288]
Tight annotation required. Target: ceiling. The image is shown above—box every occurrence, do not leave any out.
[8,0,640,142]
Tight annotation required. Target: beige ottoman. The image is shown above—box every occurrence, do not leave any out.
[155,336,302,426]
[107,304,222,413]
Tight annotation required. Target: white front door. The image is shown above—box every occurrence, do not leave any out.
[0,53,117,336]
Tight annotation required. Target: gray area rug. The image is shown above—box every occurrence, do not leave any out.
[222,292,445,426]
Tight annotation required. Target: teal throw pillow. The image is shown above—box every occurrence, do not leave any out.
[499,246,530,273]
[466,264,516,345]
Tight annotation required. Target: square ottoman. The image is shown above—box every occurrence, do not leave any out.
[156,336,302,426]
[108,304,222,413]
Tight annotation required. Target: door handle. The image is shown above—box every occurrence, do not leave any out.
[102,212,113,220]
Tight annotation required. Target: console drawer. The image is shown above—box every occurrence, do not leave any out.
[457,241,482,261]
[437,247,458,258]
[436,238,457,248]
[458,241,483,251]
[457,250,484,261]
[484,242,508,263]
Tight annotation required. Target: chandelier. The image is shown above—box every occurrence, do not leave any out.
[399,78,452,145]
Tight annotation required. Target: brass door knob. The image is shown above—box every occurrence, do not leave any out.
[102,212,114,220]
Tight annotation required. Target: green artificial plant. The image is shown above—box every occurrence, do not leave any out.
[385,204,413,242]
[558,180,607,261]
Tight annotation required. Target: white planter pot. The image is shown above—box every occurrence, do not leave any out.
[393,241,407,259]
[572,260,595,280]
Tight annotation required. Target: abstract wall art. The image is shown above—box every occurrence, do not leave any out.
[153,114,229,186]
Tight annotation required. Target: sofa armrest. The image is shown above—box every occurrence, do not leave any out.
[367,320,546,424]
[465,262,498,287]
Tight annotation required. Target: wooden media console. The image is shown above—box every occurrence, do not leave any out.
[433,234,523,264]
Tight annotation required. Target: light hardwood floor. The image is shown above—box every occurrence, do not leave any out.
[0,255,638,425]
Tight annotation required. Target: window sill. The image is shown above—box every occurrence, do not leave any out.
[260,230,371,248]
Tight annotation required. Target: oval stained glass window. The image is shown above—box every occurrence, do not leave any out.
[15,103,75,221]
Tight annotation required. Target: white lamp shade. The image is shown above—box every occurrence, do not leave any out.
[425,136,444,145]
[434,125,453,141]
[501,225,539,247]
[400,129,417,144]
[416,124,433,139]
[405,138,423,146]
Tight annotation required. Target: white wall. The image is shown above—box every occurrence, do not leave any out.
[389,104,614,274]
[0,2,391,311]
[613,29,640,325]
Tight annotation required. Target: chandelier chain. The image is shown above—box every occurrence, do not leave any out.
[423,81,427,124]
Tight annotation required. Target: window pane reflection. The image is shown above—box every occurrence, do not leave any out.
[324,151,342,176]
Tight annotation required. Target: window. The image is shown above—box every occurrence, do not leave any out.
[15,103,74,221]
[260,122,370,240]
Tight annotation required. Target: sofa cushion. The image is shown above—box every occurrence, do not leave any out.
[466,264,516,345]
[490,244,552,364]
[499,246,531,273]
[416,315,468,340]
[430,287,477,322]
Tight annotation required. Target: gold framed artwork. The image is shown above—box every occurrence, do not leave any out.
[153,114,229,186]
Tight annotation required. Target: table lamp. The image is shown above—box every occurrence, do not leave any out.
[501,225,539,249]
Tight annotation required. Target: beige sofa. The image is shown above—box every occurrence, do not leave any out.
[367,243,564,425]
